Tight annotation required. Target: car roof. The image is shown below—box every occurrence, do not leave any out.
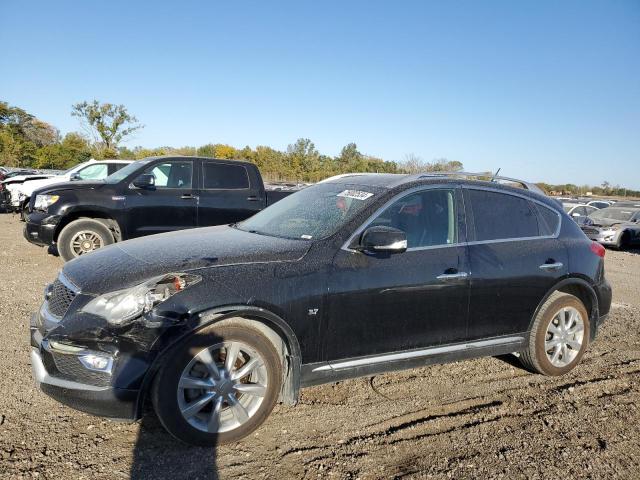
[321,172,558,208]
[142,155,256,168]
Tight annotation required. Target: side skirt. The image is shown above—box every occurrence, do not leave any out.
[300,334,527,388]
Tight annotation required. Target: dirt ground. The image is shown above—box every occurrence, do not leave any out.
[0,213,638,479]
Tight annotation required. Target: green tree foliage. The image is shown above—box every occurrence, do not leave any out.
[0,101,58,167]
[71,100,143,153]
[33,133,92,169]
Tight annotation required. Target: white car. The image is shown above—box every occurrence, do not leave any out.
[2,172,57,211]
[12,159,132,216]
[562,202,598,225]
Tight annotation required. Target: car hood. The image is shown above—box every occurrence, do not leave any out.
[20,175,70,196]
[587,217,635,228]
[62,225,311,294]
[37,180,106,195]
[2,174,54,185]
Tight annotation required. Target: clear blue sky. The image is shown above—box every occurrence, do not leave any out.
[2,0,639,188]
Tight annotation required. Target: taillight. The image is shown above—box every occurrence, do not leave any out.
[590,242,605,258]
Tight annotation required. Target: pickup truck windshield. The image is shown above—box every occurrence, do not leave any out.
[237,183,380,240]
[104,160,150,184]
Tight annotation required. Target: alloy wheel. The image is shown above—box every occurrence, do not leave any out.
[70,230,104,256]
[177,341,268,434]
[545,306,585,368]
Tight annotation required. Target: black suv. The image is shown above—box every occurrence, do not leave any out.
[30,173,611,446]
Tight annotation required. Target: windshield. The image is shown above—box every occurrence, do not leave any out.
[589,207,637,222]
[61,161,89,176]
[562,204,579,213]
[104,160,147,184]
[237,183,381,240]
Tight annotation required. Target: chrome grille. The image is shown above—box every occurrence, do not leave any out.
[47,278,77,318]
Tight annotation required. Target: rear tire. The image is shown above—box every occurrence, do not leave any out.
[520,291,590,376]
[152,324,282,446]
[57,218,114,262]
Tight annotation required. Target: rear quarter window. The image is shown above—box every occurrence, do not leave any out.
[533,203,561,236]
[467,189,540,241]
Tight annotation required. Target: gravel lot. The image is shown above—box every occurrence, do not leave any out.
[1,213,639,479]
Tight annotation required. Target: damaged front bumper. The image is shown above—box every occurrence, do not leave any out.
[30,311,143,420]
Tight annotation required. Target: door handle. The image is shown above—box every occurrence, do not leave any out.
[247,195,259,202]
[181,194,197,200]
[539,262,563,271]
[436,271,469,282]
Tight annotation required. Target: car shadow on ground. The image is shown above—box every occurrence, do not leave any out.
[494,353,529,371]
[130,412,218,480]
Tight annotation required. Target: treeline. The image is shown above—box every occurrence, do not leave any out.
[0,100,465,182]
[536,182,640,199]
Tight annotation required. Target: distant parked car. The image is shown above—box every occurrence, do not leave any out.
[1,171,54,212]
[581,206,640,249]
[562,202,598,225]
[13,159,132,220]
[586,200,613,210]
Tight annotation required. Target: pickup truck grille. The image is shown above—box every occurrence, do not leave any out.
[47,278,77,318]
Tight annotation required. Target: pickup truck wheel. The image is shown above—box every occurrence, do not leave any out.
[520,291,589,376]
[57,219,114,261]
[151,324,282,446]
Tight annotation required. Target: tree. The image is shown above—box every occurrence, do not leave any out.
[71,100,143,152]
[33,133,92,169]
[286,138,319,180]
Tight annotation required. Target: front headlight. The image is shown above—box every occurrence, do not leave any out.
[34,194,59,211]
[81,273,201,325]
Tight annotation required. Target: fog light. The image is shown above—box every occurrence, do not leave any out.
[79,354,114,374]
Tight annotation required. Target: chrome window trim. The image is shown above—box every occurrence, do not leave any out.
[341,184,463,253]
[313,335,525,372]
[462,185,562,240]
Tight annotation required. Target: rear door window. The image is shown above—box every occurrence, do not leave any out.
[467,189,539,241]
[202,162,249,189]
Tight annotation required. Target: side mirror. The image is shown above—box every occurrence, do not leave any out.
[358,226,407,253]
[132,173,155,189]
[70,173,81,181]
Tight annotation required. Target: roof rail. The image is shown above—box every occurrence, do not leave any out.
[415,171,545,195]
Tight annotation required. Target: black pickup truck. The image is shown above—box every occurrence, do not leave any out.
[25,156,300,261]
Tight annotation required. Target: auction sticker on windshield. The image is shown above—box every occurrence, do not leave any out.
[337,190,374,200]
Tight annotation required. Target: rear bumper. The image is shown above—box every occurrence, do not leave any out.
[24,212,59,247]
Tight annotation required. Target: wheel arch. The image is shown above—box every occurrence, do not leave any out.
[54,210,122,242]
[529,277,600,341]
[135,305,302,419]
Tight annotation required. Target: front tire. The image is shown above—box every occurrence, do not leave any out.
[152,324,282,446]
[57,218,114,262]
[520,291,590,376]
